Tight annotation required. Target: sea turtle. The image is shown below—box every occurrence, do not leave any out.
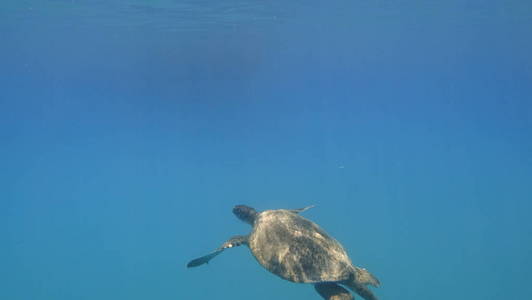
[187,205,380,300]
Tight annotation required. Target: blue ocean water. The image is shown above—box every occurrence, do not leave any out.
[2,1,532,299]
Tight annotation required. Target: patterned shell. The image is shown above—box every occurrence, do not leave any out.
[248,210,355,283]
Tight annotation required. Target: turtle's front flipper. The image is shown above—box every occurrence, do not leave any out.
[314,283,353,300]
[186,235,248,268]
[289,205,315,214]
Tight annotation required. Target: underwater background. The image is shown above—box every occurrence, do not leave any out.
[2,1,532,299]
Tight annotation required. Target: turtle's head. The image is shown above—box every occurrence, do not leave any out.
[233,205,257,225]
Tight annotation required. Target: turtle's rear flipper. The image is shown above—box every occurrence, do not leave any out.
[345,281,379,300]
[186,235,248,268]
[355,267,380,287]
[314,283,353,300]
